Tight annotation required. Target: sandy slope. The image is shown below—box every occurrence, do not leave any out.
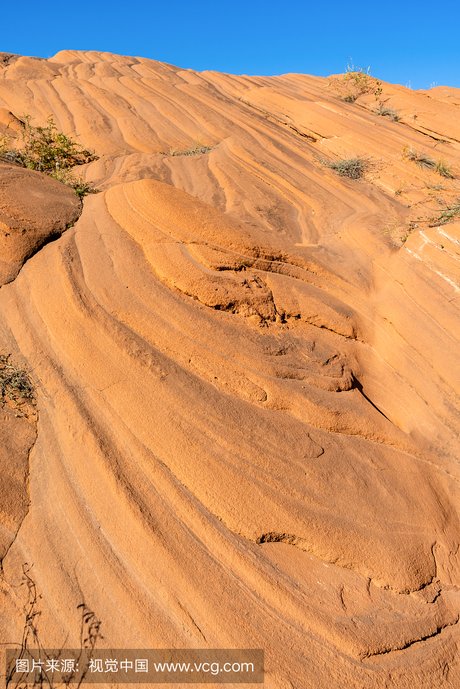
[0,51,459,688]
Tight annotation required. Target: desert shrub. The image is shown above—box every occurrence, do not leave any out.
[0,354,34,405]
[1,116,99,198]
[16,116,97,172]
[71,178,99,199]
[375,103,400,121]
[0,133,22,164]
[0,148,24,165]
[330,66,382,103]
[324,157,368,179]
[50,168,99,198]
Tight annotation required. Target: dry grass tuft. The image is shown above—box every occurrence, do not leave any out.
[324,156,369,179]
[430,199,460,226]
[404,148,455,179]
[0,354,34,406]
[375,103,400,121]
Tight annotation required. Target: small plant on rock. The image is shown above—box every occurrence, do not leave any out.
[324,156,369,179]
[435,160,455,179]
[430,199,460,226]
[330,65,383,103]
[404,147,436,169]
[50,168,99,198]
[17,116,96,172]
[375,102,400,121]
[1,115,99,198]
[404,147,455,179]
[0,354,34,406]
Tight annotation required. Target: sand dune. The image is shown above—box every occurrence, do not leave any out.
[0,51,459,688]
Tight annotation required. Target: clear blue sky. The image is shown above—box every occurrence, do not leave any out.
[2,1,459,89]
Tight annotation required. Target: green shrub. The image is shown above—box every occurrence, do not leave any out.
[1,116,99,198]
[50,168,99,198]
[16,116,97,172]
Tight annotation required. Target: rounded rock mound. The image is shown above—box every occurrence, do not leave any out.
[0,163,81,285]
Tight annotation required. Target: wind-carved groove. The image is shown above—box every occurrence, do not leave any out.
[254,532,439,596]
[353,99,459,144]
[256,532,300,546]
[299,318,360,341]
[362,616,460,659]
[351,374,392,422]
[238,98,320,142]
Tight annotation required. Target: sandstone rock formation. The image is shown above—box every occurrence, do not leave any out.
[0,51,458,688]
[0,163,81,284]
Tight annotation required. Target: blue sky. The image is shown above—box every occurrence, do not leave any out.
[2,1,459,89]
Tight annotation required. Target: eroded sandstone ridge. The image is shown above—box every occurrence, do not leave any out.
[0,51,459,688]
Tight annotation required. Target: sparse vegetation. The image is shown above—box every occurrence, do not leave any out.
[0,133,5,152]
[329,65,383,103]
[16,116,96,172]
[0,354,34,406]
[324,156,369,179]
[430,199,460,226]
[375,102,400,121]
[435,160,455,179]
[404,147,436,169]
[382,219,412,246]
[50,168,99,199]
[1,116,98,197]
[6,564,103,689]
[0,134,23,165]
[168,144,213,157]
[71,178,99,199]
[404,147,455,179]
